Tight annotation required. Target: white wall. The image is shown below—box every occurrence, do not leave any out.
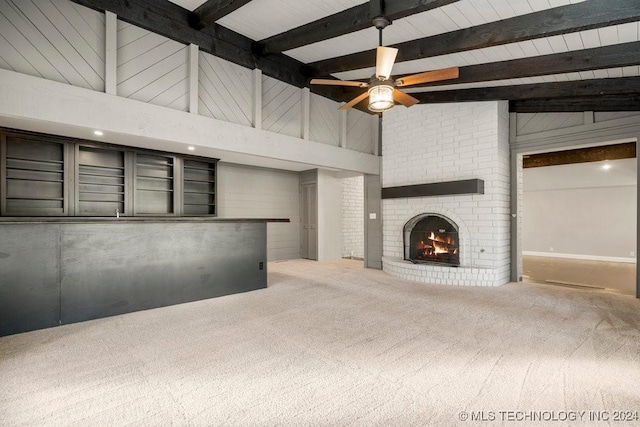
[217,163,300,261]
[381,101,511,286]
[523,159,637,261]
[317,169,343,261]
[0,0,106,91]
[116,21,189,111]
[341,175,364,258]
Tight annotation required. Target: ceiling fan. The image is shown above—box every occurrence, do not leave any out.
[310,16,459,113]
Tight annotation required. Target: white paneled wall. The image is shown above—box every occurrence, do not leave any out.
[198,51,252,126]
[595,111,640,123]
[512,111,640,144]
[309,93,340,146]
[0,0,104,91]
[262,75,303,138]
[516,112,586,135]
[217,163,301,261]
[347,109,375,154]
[0,0,374,155]
[117,22,189,111]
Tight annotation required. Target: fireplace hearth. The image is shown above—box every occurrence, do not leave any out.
[404,214,460,266]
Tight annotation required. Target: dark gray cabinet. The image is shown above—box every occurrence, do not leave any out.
[2,135,68,215]
[0,128,217,217]
[0,220,269,336]
[77,146,125,216]
[135,153,175,215]
[183,160,216,215]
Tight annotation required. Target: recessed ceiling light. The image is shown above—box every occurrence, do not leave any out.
[187,146,195,151]
[93,130,104,136]
[601,163,612,170]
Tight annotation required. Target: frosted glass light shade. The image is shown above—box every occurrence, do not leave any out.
[368,85,394,112]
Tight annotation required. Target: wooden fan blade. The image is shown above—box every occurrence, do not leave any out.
[395,67,459,87]
[393,90,419,108]
[310,78,368,87]
[339,92,370,110]
[376,46,398,80]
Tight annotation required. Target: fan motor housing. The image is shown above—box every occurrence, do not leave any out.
[369,76,395,88]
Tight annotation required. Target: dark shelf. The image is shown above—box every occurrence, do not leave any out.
[382,179,485,199]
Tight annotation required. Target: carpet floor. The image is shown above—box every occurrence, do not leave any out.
[1,259,639,426]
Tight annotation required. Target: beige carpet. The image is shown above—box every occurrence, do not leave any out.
[1,259,640,426]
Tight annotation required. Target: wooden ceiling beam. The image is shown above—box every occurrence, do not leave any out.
[191,0,253,29]
[403,41,640,89]
[70,0,346,103]
[523,143,636,168]
[311,0,640,75]
[410,77,640,104]
[510,96,640,113]
[259,0,461,55]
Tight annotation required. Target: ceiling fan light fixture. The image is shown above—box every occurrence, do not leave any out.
[368,84,394,112]
[309,11,459,113]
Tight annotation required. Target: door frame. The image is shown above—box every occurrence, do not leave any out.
[509,111,640,298]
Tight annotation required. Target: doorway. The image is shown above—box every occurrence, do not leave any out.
[300,182,317,260]
[520,143,637,295]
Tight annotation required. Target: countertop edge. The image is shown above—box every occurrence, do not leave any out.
[0,217,290,224]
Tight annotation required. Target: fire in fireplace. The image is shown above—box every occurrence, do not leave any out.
[403,214,460,266]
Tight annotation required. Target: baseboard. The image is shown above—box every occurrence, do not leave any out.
[523,251,636,264]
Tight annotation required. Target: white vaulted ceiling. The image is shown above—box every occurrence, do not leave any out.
[337,22,640,83]
[217,0,367,41]
[108,0,640,111]
[286,0,590,64]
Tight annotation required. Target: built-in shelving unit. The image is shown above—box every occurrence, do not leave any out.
[3,136,66,215]
[183,160,216,215]
[0,128,218,218]
[78,146,125,216]
[135,154,174,215]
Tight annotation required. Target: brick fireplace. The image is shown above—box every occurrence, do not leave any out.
[381,101,511,287]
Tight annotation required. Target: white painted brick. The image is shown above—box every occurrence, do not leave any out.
[381,101,510,287]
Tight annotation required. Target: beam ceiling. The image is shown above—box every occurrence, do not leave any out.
[70,0,640,113]
[411,77,640,104]
[510,96,640,113]
[259,0,461,55]
[310,0,640,75]
[523,143,636,168]
[71,0,345,103]
[191,0,253,29]
[401,42,640,89]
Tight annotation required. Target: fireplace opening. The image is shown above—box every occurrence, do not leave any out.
[404,214,460,266]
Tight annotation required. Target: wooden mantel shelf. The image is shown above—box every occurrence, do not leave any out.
[382,179,484,199]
